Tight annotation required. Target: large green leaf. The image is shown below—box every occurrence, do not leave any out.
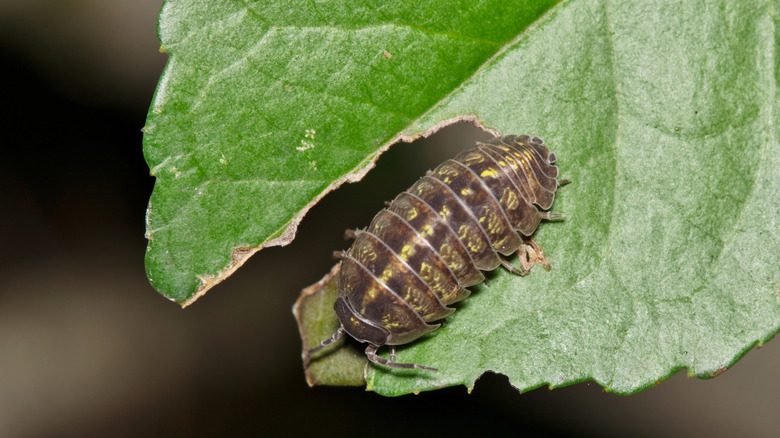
[143,0,558,304]
[353,0,780,396]
[146,0,780,396]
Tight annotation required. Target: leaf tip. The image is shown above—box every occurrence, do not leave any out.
[180,246,260,308]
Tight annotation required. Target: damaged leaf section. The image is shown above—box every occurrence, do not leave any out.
[143,0,560,304]
[186,247,260,308]
[293,264,366,387]
[147,117,490,306]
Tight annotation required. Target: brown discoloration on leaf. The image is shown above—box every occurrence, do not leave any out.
[709,367,728,378]
[183,247,259,308]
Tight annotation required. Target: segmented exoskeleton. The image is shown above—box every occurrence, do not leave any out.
[307,135,565,371]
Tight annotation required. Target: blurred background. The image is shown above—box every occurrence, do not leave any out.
[0,1,778,436]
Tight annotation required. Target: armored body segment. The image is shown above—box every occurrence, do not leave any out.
[389,192,483,289]
[482,143,543,207]
[409,176,501,271]
[455,146,543,236]
[353,224,454,322]
[430,159,523,255]
[476,146,545,236]
[367,209,467,308]
[339,255,438,345]
[484,138,558,209]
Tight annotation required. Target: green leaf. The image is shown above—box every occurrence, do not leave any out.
[143,0,559,304]
[146,0,780,396]
[292,0,780,396]
[293,265,366,387]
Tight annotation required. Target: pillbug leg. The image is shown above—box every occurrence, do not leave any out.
[344,229,363,240]
[332,250,348,259]
[389,346,397,363]
[540,212,565,220]
[500,256,530,276]
[365,345,438,372]
[305,327,345,367]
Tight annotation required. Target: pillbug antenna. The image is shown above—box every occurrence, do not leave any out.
[364,345,438,371]
[304,327,345,367]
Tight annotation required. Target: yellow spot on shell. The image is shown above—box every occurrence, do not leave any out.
[467,239,483,253]
[361,287,380,313]
[461,188,473,196]
[358,247,377,261]
[492,235,509,249]
[439,244,465,272]
[383,316,401,328]
[439,205,450,221]
[458,225,484,253]
[502,188,519,210]
[380,268,394,282]
[480,168,499,178]
[483,210,504,234]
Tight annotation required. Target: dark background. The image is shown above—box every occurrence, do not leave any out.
[1,1,777,436]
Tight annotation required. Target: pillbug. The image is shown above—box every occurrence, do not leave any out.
[306,135,565,371]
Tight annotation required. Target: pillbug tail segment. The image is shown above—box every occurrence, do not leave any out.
[558,179,572,186]
[332,250,348,259]
[304,326,345,367]
[364,345,438,372]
